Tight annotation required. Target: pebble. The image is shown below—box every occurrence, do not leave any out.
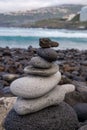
[24,64,59,76]
[37,48,58,61]
[10,71,61,98]
[39,38,59,48]
[2,74,20,82]
[29,56,52,69]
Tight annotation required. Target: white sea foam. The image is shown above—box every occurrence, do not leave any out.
[0,27,87,50]
[0,27,87,38]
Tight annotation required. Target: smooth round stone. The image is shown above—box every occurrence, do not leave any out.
[14,84,75,115]
[10,71,61,98]
[39,38,59,48]
[37,48,58,61]
[73,103,87,122]
[4,102,79,130]
[29,56,52,69]
[24,64,59,76]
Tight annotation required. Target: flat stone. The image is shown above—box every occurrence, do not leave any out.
[39,38,59,48]
[4,102,79,130]
[14,84,75,115]
[2,74,20,82]
[10,71,61,98]
[24,64,59,76]
[37,48,58,61]
[29,56,52,69]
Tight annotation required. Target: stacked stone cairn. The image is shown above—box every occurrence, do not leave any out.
[4,38,78,130]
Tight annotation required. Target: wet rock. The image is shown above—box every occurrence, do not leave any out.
[37,48,58,61]
[4,102,79,130]
[39,38,59,48]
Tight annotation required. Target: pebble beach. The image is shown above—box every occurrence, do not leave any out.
[0,41,87,129]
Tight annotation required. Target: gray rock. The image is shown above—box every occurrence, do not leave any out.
[72,81,87,93]
[2,87,14,97]
[24,64,59,76]
[4,102,79,130]
[29,56,52,69]
[78,125,87,130]
[14,84,75,115]
[73,103,87,122]
[2,74,20,82]
[37,48,58,61]
[81,61,87,66]
[77,85,87,93]
[10,71,61,98]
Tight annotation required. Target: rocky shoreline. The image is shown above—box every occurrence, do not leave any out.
[0,47,87,96]
[0,46,87,129]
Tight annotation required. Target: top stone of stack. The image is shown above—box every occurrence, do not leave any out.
[39,38,59,48]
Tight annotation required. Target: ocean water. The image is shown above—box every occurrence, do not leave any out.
[0,27,87,50]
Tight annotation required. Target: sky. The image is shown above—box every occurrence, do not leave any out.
[0,0,87,13]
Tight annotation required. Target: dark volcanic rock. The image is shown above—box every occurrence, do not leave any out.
[39,38,59,48]
[4,102,79,130]
[73,103,87,122]
[37,48,58,61]
[78,125,87,130]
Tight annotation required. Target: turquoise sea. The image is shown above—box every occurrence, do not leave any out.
[0,27,87,50]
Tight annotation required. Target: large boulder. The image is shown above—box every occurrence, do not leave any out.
[4,102,79,130]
